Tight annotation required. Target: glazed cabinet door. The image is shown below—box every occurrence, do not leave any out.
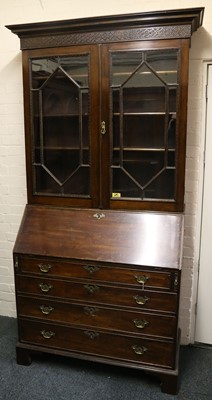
[23,39,189,212]
[101,40,189,211]
[23,45,100,208]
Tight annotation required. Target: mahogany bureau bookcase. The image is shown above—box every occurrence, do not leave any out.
[7,7,204,394]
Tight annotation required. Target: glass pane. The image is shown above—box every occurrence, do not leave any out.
[31,55,90,197]
[122,151,164,188]
[110,49,178,202]
[144,169,175,199]
[146,50,178,84]
[112,51,143,87]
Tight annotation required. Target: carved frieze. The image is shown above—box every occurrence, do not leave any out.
[20,25,191,49]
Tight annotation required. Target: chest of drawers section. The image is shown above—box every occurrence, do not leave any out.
[14,255,180,372]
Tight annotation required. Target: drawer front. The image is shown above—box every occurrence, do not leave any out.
[20,257,173,290]
[16,276,178,313]
[19,319,175,368]
[17,295,176,339]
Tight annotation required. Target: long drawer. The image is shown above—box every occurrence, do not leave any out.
[19,256,173,290]
[19,319,175,368]
[17,295,176,339]
[16,275,178,313]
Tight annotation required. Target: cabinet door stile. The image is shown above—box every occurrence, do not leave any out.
[23,45,101,208]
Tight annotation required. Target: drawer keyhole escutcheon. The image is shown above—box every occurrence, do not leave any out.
[84,265,100,274]
[133,319,149,329]
[41,330,55,339]
[100,120,106,135]
[132,345,148,355]
[84,306,99,316]
[84,330,99,340]
[39,283,53,292]
[93,212,105,220]
[84,284,99,294]
[40,305,54,315]
[38,264,52,273]
[134,295,149,306]
[134,275,149,285]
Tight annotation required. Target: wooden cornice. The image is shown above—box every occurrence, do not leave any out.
[6,7,204,50]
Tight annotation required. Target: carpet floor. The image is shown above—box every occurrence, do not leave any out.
[0,316,211,400]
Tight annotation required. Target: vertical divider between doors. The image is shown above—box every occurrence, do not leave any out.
[99,44,111,209]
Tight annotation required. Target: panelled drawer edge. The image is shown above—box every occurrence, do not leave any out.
[16,256,178,291]
[19,319,176,369]
[15,275,178,313]
[17,295,177,339]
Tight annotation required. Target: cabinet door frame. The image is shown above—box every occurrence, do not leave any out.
[101,39,189,212]
[22,45,100,208]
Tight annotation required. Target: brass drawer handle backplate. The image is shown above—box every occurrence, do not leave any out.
[39,283,53,293]
[40,305,54,315]
[134,275,149,285]
[132,345,148,355]
[41,330,55,339]
[134,295,150,306]
[38,263,52,273]
[133,319,149,329]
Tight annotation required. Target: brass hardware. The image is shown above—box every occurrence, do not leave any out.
[174,273,179,287]
[134,275,149,285]
[84,306,99,316]
[84,330,99,340]
[132,345,148,355]
[14,257,19,269]
[41,330,55,339]
[101,121,106,135]
[39,283,53,292]
[84,265,100,274]
[38,263,52,273]
[93,212,105,220]
[134,295,149,305]
[40,305,54,315]
[84,284,99,294]
[133,319,149,329]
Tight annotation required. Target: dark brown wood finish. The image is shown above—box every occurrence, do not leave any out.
[7,8,204,211]
[6,8,204,50]
[13,204,182,393]
[7,8,204,394]
[17,295,177,339]
[14,205,183,268]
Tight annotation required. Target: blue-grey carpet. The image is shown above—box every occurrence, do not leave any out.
[0,316,211,400]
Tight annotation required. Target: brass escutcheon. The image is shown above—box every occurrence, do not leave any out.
[39,283,53,292]
[132,345,148,355]
[101,121,106,135]
[134,295,149,306]
[84,265,100,274]
[40,305,54,315]
[41,330,55,339]
[84,306,99,316]
[133,319,149,329]
[38,263,52,273]
[93,212,105,220]
[84,284,99,294]
[84,330,99,340]
[134,275,149,285]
